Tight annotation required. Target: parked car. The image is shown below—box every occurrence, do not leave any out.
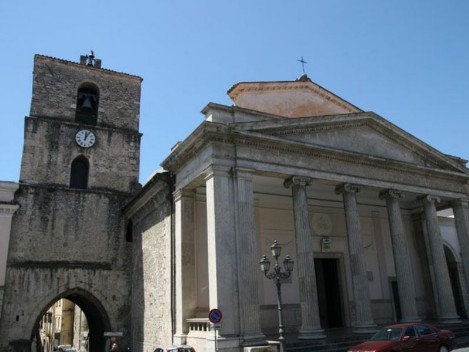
[153,345,195,352]
[347,323,455,352]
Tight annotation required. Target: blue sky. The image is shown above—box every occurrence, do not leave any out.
[1,1,468,183]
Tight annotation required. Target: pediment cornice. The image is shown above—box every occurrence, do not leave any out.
[162,113,469,191]
[123,172,171,223]
[161,119,468,184]
[231,112,466,173]
[234,129,468,181]
[228,80,361,115]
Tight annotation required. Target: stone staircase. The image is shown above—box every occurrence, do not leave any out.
[278,322,469,352]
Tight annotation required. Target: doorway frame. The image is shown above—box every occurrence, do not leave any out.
[314,252,350,328]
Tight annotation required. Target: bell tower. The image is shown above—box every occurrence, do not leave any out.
[21,53,142,191]
[0,53,143,352]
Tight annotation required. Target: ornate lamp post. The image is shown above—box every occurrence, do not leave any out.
[260,240,295,352]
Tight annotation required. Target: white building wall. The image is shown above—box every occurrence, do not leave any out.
[0,181,19,318]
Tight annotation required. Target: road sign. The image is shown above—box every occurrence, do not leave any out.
[208,308,223,323]
[212,323,222,330]
[103,332,123,337]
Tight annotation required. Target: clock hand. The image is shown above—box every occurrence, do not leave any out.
[84,131,90,140]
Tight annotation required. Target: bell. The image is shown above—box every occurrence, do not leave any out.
[81,95,93,110]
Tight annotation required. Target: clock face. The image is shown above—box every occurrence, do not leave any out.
[75,129,96,148]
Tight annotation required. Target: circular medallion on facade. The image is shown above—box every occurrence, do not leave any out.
[311,213,332,236]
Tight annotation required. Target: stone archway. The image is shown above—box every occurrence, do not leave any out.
[30,288,111,352]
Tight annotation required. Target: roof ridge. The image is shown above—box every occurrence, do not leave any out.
[35,54,143,81]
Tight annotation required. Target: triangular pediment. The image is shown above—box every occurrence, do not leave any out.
[227,76,362,118]
[233,112,466,173]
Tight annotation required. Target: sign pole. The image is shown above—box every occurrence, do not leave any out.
[215,325,218,352]
[208,309,223,352]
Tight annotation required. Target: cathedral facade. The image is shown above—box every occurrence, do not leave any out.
[1,54,469,352]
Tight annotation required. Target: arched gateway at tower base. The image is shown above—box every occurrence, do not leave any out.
[8,288,110,352]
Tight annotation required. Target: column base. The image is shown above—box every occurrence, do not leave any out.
[297,327,325,339]
[438,314,461,324]
[400,316,421,323]
[173,334,187,345]
[352,323,378,334]
[241,332,268,347]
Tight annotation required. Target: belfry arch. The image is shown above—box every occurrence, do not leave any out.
[31,288,111,352]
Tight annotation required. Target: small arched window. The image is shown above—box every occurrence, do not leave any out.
[75,84,99,125]
[70,156,89,189]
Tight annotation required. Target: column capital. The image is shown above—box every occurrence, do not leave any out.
[379,189,404,201]
[417,194,440,205]
[173,189,196,202]
[451,199,469,208]
[335,183,361,195]
[0,203,19,217]
[284,176,312,189]
[233,167,255,180]
[204,165,232,181]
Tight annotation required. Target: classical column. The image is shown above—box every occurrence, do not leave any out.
[451,199,469,315]
[234,168,265,345]
[173,189,197,343]
[335,184,376,332]
[452,200,469,287]
[284,176,324,339]
[205,165,239,336]
[379,189,420,322]
[420,195,460,322]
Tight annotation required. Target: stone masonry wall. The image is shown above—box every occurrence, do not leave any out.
[20,117,140,192]
[8,185,131,263]
[0,184,133,348]
[0,266,130,346]
[126,175,173,352]
[30,55,142,131]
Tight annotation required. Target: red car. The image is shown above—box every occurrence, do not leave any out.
[348,323,455,352]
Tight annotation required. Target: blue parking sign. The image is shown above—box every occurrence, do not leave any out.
[208,308,223,323]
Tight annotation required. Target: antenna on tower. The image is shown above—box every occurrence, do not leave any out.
[79,50,102,68]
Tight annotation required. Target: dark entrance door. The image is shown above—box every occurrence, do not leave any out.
[391,280,402,322]
[445,246,467,319]
[314,258,343,328]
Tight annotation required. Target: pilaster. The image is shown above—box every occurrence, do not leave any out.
[205,165,239,336]
[234,168,265,345]
[173,189,197,343]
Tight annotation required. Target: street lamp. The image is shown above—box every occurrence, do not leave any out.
[259,240,294,352]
